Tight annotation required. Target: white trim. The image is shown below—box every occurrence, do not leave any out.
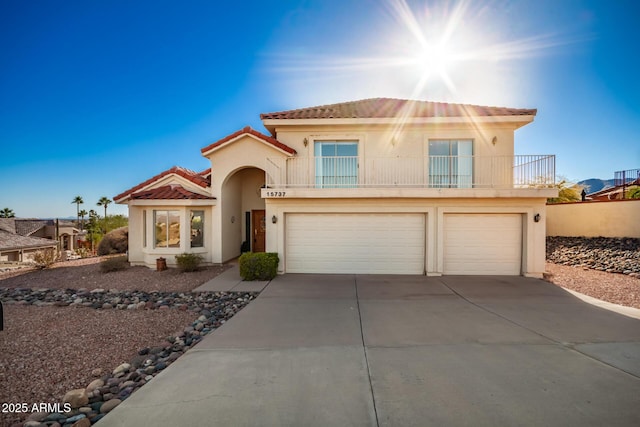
[201,133,295,157]
[263,115,535,129]
[129,199,215,207]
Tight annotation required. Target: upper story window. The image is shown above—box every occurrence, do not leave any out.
[428,139,473,188]
[154,210,181,248]
[190,210,204,248]
[314,141,358,188]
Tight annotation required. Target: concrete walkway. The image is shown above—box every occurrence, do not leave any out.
[193,262,269,293]
[99,275,640,426]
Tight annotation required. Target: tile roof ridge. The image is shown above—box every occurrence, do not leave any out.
[114,165,210,202]
[200,126,296,155]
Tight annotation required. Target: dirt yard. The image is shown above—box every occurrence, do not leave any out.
[0,257,228,427]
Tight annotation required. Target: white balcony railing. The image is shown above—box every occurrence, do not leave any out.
[265,155,555,189]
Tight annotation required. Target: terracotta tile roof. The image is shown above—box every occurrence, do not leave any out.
[260,98,537,120]
[0,229,57,252]
[130,185,214,200]
[114,166,210,202]
[200,126,296,155]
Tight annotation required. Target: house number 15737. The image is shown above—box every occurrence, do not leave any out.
[266,191,286,197]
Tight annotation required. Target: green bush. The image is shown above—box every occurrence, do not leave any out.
[239,252,279,281]
[97,226,128,256]
[100,255,129,273]
[175,253,204,272]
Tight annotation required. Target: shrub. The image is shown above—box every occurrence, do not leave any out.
[32,248,58,269]
[100,255,129,273]
[76,247,90,258]
[239,252,279,281]
[175,253,204,272]
[627,187,640,199]
[97,226,128,256]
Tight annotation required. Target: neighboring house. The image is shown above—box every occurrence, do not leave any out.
[14,219,80,252]
[0,218,58,262]
[587,177,640,201]
[115,98,557,277]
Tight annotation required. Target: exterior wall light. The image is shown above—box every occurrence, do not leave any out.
[272,215,278,224]
[303,138,308,147]
[492,136,498,145]
[534,213,540,223]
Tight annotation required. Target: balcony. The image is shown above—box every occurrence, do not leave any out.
[265,155,556,190]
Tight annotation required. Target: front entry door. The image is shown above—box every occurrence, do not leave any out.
[252,210,266,252]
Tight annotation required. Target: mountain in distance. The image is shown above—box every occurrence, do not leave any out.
[578,178,615,193]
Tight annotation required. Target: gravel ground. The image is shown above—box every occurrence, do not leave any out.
[0,256,228,293]
[0,257,229,427]
[545,262,640,309]
[0,305,196,426]
[546,236,640,276]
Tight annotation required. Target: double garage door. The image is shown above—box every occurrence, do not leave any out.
[285,213,522,275]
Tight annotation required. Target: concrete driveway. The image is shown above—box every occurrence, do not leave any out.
[99,275,640,426]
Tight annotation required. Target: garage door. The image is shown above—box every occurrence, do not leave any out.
[444,214,522,275]
[286,213,425,274]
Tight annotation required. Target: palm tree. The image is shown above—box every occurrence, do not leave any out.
[97,197,112,233]
[72,196,83,228]
[0,207,15,218]
[78,209,88,232]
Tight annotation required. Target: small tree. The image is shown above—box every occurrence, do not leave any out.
[85,210,102,253]
[0,207,15,218]
[547,179,583,204]
[72,196,84,228]
[78,209,87,231]
[102,214,128,234]
[97,196,112,234]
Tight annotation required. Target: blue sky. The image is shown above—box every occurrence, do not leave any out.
[1,0,638,218]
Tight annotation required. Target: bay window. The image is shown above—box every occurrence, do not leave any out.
[190,210,204,248]
[154,210,180,248]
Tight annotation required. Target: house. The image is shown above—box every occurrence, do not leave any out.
[115,98,557,277]
[0,218,58,262]
[587,172,640,201]
[14,219,80,252]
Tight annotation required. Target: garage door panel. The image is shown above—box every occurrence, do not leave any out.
[444,214,522,275]
[286,213,425,274]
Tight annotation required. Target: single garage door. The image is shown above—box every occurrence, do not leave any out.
[444,213,522,275]
[286,213,425,274]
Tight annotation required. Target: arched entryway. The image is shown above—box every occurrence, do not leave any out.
[220,167,266,261]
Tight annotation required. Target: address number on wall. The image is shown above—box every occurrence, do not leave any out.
[265,191,287,197]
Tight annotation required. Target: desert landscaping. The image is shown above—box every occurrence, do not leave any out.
[1,238,639,426]
[0,258,256,426]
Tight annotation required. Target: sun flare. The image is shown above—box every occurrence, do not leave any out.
[267,0,577,107]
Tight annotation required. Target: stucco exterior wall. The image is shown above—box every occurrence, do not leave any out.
[266,123,518,188]
[273,123,516,158]
[265,197,548,277]
[546,200,640,238]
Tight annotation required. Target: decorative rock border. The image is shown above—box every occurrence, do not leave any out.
[1,288,258,427]
[546,236,640,277]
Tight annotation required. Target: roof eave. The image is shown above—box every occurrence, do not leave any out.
[201,132,296,158]
[262,115,536,132]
